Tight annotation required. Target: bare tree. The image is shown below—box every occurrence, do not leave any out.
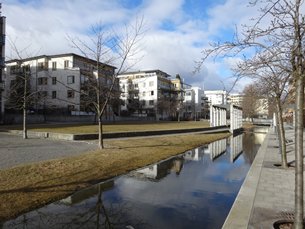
[236,51,291,168]
[241,84,259,122]
[69,17,145,148]
[5,41,46,139]
[196,0,305,226]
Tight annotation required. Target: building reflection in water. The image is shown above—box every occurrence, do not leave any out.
[230,134,243,162]
[206,138,227,160]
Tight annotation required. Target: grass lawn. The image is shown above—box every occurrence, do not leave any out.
[0,131,230,221]
[0,120,210,134]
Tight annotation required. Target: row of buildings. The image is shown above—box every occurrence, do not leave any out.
[0,8,269,123]
[0,51,270,123]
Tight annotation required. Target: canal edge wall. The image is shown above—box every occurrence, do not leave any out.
[6,126,230,141]
[222,127,271,229]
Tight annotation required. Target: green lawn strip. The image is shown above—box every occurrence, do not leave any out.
[0,121,210,134]
[0,132,230,221]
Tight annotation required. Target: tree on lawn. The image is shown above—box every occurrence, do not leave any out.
[196,0,305,227]
[69,18,145,149]
[5,40,47,139]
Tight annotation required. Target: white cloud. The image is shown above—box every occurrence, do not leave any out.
[3,0,264,91]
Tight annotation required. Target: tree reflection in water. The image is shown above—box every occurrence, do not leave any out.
[4,180,146,229]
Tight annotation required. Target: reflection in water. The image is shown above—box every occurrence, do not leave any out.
[3,130,265,229]
[207,138,227,160]
[230,134,243,162]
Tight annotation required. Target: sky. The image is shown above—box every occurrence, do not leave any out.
[3,0,262,92]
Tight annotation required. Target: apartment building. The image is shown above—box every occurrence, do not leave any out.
[118,70,188,120]
[204,90,227,105]
[227,93,243,107]
[0,6,5,123]
[4,53,116,115]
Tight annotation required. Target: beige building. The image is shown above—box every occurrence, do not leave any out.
[4,53,116,114]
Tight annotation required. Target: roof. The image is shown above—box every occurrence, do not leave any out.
[5,53,116,69]
[118,69,170,77]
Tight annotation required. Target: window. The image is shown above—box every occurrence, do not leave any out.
[10,65,20,74]
[52,91,56,99]
[52,77,57,85]
[149,100,154,105]
[64,60,69,68]
[52,61,57,70]
[142,91,146,96]
[10,80,16,88]
[38,91,47,98]
[143,82,146,88]
[134,83,138,88]
[151,91,154,96]
[38,77,48,85]
[149,81,154,87]
[38,62,47,71]
[67,90,75,98]
[67,105,75,111]
[67,75,75,84]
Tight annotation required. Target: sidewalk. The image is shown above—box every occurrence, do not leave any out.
[0,132,97,170]
[223,126,298,228]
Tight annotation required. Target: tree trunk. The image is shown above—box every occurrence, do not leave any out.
[98,116,104,149]
[294,1,304,227]
[23,107,27,139]
[276,97,287,168]
[23,75,28,140]
[294,59,304,229]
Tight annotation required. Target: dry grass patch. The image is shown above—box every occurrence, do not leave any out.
[0,121,210,134]
[0,132,230,221]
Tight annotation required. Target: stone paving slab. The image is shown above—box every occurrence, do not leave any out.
[223,127,305,229]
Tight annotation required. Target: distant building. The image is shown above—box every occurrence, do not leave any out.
[0,6,5,123]
[118,70,190,120]
[183,86,207,120]
[4,53,116,115]
[204,90,227,105]
[227,93,243,107]
[256,98,269,118]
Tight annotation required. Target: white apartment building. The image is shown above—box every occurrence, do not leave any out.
[183,86,206,119]
[227,93,243,107]
[204,90,227,105]
[118,70,175,119]
[4,53,116,114]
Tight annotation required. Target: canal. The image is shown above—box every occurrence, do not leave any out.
[3,128,267,229]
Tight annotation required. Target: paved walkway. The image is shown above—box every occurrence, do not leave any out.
[0,132,97,170]
[223,126,300,228]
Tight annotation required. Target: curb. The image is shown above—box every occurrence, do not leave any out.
[7,126,230,141]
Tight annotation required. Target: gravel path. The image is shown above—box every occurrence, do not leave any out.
[0,132,97,170]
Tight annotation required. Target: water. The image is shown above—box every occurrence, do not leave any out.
[3,129,266,229]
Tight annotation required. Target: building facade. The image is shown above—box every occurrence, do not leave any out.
[118,70,179,119]
[4,53,116,116]
[227,93,243,107]
[0,7,5,123]
[204,90,227,105]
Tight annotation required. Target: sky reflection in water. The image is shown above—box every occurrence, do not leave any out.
[3,131,264,229]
